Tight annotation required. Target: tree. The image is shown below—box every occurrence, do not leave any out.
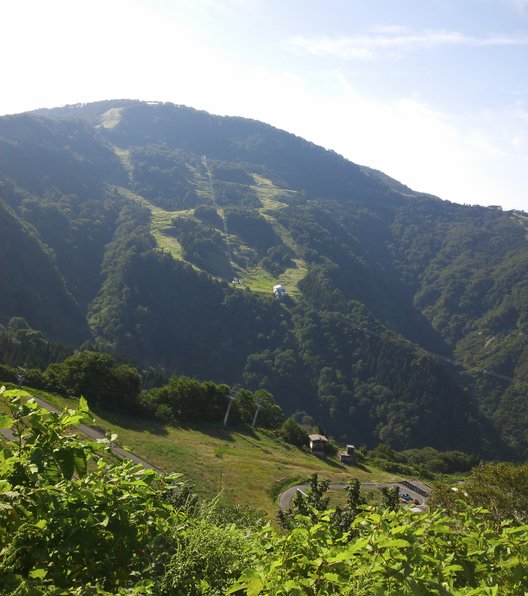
[381,486,400,511]
[430,461,528,523]
[44,351,141,411]
[141,375,230,423]
[280,417,308,448]
[251,389,283,429]
[278,473,330,528]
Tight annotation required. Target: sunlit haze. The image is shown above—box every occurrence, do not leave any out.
[1,0,527,209]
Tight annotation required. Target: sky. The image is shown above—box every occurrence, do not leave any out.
[1,0,527,210]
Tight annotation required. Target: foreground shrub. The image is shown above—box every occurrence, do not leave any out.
[0,390,179,593]
[2,388,528,595]
[231,505,528,595]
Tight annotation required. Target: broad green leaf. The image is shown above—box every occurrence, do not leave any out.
[29,568,47,579]
[0,414,13,430]
[244,575,265,596]
[73,447,88,477]
[380,539,411,549]
[497,556,520,568]
[55,448,75,480]
[323,572,342,583]
[443,564,464,573]
[61,413,85,427]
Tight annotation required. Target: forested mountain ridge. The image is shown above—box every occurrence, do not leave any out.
[1,99,527,455]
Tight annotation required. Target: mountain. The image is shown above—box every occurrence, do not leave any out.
[1,99,527,456]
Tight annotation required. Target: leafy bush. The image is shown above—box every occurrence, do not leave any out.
[231,505,528,595]
[141,375,230,424]
[154,501,256,595]
[280,417,309,448]
[44,351,141,412]
[431,461,528,523]
[0,390,181,593]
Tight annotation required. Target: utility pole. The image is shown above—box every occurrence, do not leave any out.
[223,393,236,427]
[251,403,263,429]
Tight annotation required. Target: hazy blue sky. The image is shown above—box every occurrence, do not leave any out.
[1,0,527,209]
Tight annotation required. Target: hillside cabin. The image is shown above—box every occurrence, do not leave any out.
[339,444,355,464]
[309,433,328,456]
[273,284,286,299]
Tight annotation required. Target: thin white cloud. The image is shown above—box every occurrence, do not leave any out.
[500,0,528,15]
[226,69,528,209]
[0,0,526,210]
[288,30,528,60]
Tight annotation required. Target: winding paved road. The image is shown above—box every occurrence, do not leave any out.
[279,480,430,512]
[1,395,161,472]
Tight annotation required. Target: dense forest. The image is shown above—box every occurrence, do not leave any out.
[0,100,527,456]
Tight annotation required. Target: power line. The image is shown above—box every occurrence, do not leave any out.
[202,156,235,279]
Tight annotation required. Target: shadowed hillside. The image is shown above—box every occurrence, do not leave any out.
[0,100,526,455]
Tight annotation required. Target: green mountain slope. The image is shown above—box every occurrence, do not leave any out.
[0,100,526,456]
[0,196,87,344]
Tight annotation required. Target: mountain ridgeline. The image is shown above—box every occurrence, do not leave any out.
[1,100,527,456]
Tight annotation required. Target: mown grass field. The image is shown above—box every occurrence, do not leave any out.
[1,385,396,519]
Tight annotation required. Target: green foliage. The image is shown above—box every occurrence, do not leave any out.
[279,474,368,533]
[261,244,295,276]
[1,391,528,594]
[380,485,400,511]
[234,387,283,429]
[0,393,181,593]
[278,473,331,529]
[232,505,528,595]
[224,206,280,254]
[129,145,200,210]
[141,375,283,429]
[194,204,224,229]
[368,444,479,479]
[141,375,230,424]
[171,216,232,278]
[280,417,309,448]
[211,161,254,185]
[0,196,88,344]
[431,461,528,523]
[44,351,141,412]
[2,100,528,458]
[0,318,72,371]
[152,499,257,595]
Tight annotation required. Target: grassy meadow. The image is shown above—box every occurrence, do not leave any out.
[1,385,396,519]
